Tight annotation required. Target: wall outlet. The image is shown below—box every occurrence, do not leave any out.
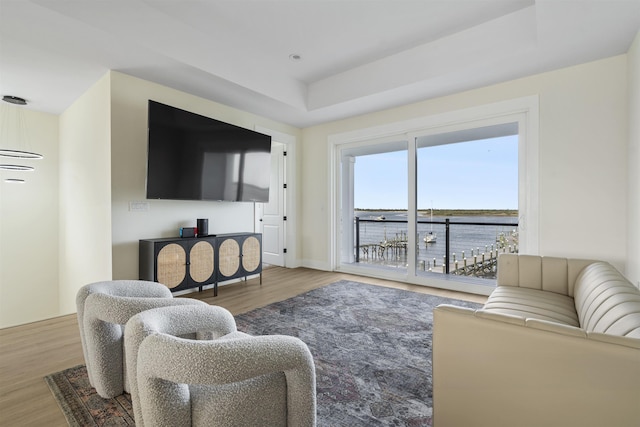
[129,201,149,212]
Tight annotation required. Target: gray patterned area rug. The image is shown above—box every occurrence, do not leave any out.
[45,280,481,426]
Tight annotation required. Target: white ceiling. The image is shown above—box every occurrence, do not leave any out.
[1,0,639,128]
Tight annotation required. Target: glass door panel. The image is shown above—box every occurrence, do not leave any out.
[340,139,409,273]
[415,126,519,282]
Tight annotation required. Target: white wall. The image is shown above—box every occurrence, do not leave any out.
[301,55,630,274]
[536,57,627,267]
[58,73,113,315]
[628,31,640,288]
[109,72,301,280]
[0,109,59,328]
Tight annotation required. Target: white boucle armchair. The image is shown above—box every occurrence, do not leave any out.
[124,305,317,427]
[76,280,207,398]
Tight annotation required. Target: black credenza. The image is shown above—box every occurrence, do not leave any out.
[139,233,262,296]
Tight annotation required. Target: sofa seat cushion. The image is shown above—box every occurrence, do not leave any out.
[484,286,579,327]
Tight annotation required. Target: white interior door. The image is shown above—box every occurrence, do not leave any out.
[257,142,285,266]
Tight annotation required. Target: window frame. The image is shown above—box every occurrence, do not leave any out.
[329,96,539,295]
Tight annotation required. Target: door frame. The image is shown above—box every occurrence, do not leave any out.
[255,126,298,268]
[256,142,285,266]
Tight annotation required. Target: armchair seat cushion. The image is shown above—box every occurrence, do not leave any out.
[483,286,579,326]
[191,372,287,426]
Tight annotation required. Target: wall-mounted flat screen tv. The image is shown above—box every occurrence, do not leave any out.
[146,100,272,202]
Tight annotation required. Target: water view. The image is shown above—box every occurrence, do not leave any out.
[353,210,519,278]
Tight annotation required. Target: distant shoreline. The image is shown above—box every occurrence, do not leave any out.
[355,208,518,217]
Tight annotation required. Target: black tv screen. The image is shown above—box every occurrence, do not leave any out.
[146,100,272,202]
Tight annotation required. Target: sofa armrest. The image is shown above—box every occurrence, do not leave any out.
[433,305,640,427]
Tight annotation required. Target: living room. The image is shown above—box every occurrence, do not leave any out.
[0,1,639,425]
[2,40,639,329]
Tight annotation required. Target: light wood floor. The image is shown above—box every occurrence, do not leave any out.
[0,267,486,426]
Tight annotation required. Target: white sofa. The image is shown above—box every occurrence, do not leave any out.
[433,254,640,427]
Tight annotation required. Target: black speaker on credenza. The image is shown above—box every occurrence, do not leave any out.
[197,218,209,237]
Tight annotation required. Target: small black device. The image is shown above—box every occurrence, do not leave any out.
[180,227,197,238]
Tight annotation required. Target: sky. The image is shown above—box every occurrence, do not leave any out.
[354,135,518,210]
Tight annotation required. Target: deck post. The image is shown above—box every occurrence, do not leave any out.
[355,217,360,263]
[445,218,450,274]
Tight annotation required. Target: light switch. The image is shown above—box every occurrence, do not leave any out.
[129,201,149,212]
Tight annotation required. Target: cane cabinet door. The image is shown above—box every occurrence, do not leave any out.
[242,235,262,274]
[218,237,241,280]
[156,243,187,289]
[188,239,216,286]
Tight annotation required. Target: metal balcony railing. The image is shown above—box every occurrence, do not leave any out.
[354,216,519,278]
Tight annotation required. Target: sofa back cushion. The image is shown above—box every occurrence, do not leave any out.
[573,262,640,338]
[497,254,595,296]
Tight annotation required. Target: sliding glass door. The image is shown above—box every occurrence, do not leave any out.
[332,96,538,294]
